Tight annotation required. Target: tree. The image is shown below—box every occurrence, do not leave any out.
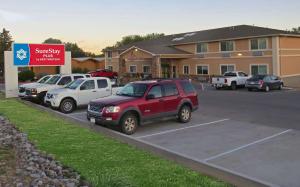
[0,28,13,76]
[102,33,165,53]
[291,27,300,33]
[43,38,63,44]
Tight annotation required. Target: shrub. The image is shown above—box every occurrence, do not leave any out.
[18,70,35,82]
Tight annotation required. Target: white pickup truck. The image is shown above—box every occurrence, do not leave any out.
[212,71,250,90]
[19,75,53,98]
[24,74,90,103]
[45,77,122,113]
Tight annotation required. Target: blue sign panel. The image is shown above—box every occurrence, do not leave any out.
[13,43,30,66]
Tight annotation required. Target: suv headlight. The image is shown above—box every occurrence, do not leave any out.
[104,106,120,113]
[31,88,37,94]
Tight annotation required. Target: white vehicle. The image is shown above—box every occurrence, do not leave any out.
[212,71,250,90]
[19,75,53,98]
[24,74,90,103]
[45,77,122,113]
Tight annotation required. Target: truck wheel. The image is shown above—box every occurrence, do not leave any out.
[121,113,138,135]
[265,85,270,92]
[278,83,283,90]
[248,88,253,92]
[37,92,47,105]
[60,99,75,114]
[231,82,237,90]
[178,105,191,123]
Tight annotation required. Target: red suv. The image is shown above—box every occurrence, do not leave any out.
[89,69,118,79]
[87,79,198,135]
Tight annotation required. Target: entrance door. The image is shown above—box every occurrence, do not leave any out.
[172,66,177,78]
[161,64,170,78]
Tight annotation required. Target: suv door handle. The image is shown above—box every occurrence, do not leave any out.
[92,90,97,92]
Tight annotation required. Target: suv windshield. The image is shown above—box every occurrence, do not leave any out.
[46,75,61,85]
[66,79,85,89]
[37,76,50,83]
[117,83,148,97]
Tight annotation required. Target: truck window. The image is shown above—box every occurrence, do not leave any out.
[163,83,179,96]
[74,76,84,80]
[97,79,108,88]
[224,72,237,77]
[80,80,95,90]
[58,76,72,85]
[180,81,196,94]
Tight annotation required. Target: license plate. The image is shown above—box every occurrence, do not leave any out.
[250,82,255,84]
[90,118,96,123]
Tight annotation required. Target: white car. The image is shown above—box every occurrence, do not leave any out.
[24,74,90,103]
[212,71,250,90]
[45,77,122,113]
[19,75,53,98]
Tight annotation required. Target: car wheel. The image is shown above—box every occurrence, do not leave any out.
[121,113,138,135]
[265,85,270,92]
[248,88,253,91]
[60,99,75,114]
[178,105,191,123]
[278,83,283,90]
[231,82,237,90]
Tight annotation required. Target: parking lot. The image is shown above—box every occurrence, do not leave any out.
[24,84,300,186]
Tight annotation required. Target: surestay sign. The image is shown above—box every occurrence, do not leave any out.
[13,43,65,66]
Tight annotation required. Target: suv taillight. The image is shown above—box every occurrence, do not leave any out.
[259,80,264,87]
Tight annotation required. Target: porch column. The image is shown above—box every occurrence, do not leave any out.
[118,57,126,76]
[152,56,161,78]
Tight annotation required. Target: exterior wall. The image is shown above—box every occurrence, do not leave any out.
[174,44,195,53]
[125,60,152,73]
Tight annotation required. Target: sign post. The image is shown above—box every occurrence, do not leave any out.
[4,43,70,98]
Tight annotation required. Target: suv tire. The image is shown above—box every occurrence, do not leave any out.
[121,113,138,135]
[178,105,191,123]
[60,99,75,114]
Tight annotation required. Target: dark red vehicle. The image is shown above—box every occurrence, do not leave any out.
[89,69,118,79]
[87,79,198,135]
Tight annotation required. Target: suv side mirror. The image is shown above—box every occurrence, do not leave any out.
[146,94,155,100]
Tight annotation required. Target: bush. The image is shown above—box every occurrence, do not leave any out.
[18,70,35,82]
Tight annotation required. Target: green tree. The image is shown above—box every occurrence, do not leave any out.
[0,28,13,76]
[102,33,164,53]
[43,38,63,44]
[291,27,300,33]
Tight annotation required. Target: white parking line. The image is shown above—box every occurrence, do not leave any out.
[203,129,292,162]
[136,119,229,139]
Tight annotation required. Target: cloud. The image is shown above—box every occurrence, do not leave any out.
[0,9,28,22]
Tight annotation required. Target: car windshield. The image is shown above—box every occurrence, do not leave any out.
[65,79,85,89]
[37,76,50,83]
[46,75,61,84]
[117,83,148,97]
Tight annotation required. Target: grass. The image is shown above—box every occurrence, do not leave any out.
[0,96,230,187]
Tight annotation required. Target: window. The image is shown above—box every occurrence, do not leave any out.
[80,80,95,90]
[238,72,248,77]
[58,76,72,85]
[97,79,108,88]
[180,81,196,94]
[107,65,113,71]
[183,65,189,74]
[163,83,179,96]
[251,65,268,75]
[148,85,162,98]
[196,65,209,75]
[250,38,267,50]
[129,65,137,73]
[196,43,208,53]
[85,74,91,78]
[117,83,148,97]
[74,76,84,80]
[220,65,235,75]
[220,41,234,52]
[66,79,84,90]
[107,51,112,58]
[143,65,151,73]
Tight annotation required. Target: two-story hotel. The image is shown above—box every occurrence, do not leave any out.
[105,25,300,87]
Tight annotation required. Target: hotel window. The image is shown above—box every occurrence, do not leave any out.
[129,65,137,73]
[196,65,209,75]
[220,65,235,75]
[183,65,189,74]
[250,38,267,50]
[220,41,234,52]
[143,65,151,73]
[107,51,112,58]
[196,43,208,53]
[107,65,113,71]
[251,65,268,75]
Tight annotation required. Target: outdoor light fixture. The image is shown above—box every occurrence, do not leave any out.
[134,48,138,52]
[237,53,243,56]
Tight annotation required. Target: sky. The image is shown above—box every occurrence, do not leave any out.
[1,0,300,54]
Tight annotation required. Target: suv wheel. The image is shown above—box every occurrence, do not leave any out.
[278,83,283,90]
[178,105,191,123]
[121,113,138,135]
[60,99,75,114]
[231,82,237,90]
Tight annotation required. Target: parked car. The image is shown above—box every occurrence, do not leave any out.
[212,71,250,90]
[45,77,123,113]
[87,79,198,135]
[24,74,90,103]
[19,75,53,98]
[89,69,118,79]
[246,75,283,92]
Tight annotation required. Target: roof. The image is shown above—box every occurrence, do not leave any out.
[111,25,300,55]
[72,57,105,62]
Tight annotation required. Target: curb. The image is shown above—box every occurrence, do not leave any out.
[20,99,275,187]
